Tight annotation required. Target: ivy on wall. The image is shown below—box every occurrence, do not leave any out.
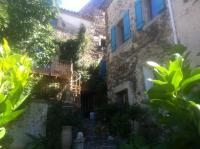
[59,25,87,63]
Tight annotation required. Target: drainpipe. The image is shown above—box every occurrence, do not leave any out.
[167,0,178,44]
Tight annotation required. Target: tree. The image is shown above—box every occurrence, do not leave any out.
[0,0,59,65]
[0,39,32,147]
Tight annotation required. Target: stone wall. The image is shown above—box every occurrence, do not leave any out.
[8,101,48,149]
[55,9,106,67]
[171,0,200,67]
[106,0,173,104]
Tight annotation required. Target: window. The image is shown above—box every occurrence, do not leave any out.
[98,35,106,49]
[116,20,124,48]
[116,89,129,105]
[50,19,57,28]
[143,0,153,22]
[100,39,106,48]
[143,66,154,91]
[111,10,131,52]
[135,0,165,30]
[99,60,107,78]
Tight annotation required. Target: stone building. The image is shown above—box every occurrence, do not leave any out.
[171,0,200,67]
[52,8,107,70]
[104,0,200,105]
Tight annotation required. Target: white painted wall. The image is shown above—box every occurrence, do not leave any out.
[172,0,200,67]
[8,102,48,149]
[57,13,92,35]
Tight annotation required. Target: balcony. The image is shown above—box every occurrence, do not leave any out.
[32,60,81,103]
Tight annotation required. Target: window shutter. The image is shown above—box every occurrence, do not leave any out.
[123,10,131,41]
[50,19,57,28]
[111,26,117,52]
[135,0,144,31]
[99,60,107,78]
[151,0,165,17]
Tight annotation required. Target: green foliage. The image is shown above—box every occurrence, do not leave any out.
[111,113,130,138]
[85,62,107,92]
[59,25,87,63]
[0,134,13,149]
[46,101,82,149]
[0,0,59,65]
[0,2,8,32]
[147,53,200,148]
[46,102,62,149]
[31,76,61,100]
[25,134,47,149]
[0,128,6,140]
[96,104,136,138]
[0,39,32,146]
[119,135,149,149]
[164,44,187,56]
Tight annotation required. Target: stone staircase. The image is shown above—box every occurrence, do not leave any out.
[83,119,117,149]
[85,141,116,149]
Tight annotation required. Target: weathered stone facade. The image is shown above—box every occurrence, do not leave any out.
[9,102,48,149]
[105,0,174,104]
[54,8,106,67]
[171,0,200,67]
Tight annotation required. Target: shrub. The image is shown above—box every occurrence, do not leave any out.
[147,53,200,148]
[46,101,63,149]
[0,39,32,147]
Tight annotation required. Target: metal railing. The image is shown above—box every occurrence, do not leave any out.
[33,61,71,78]
[33,60,82,102]
[70,71,81,97]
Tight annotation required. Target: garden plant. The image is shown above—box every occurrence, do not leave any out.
[147,53,200,148]
[0,39,32,148]
[120,53,200,148]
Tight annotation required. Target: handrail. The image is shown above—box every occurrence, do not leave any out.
[32,61,71,78]
[32,60,81,102]
[71,71,81,83]
[70,71,81,98]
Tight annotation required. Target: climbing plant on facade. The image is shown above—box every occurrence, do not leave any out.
[59,25,87,63]
[0,39,32,147]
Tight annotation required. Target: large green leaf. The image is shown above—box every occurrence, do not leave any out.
[4,100,12,115]
[5,84,23,107]
[13,94,29,110]
[0,109,25,126]
[147,61,169,75]
[150,99,176,112]
[181,74,200,91]
[0,39,32,143]
[191,67,200,76]
[148,79,168,85]
[146,53,200,146]
[0,93,5,103]
[0,127,6,139]
[147,85,174,100]
[168,54,183,74]
[172,68,183,90]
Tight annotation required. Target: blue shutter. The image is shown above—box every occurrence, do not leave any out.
[50,19,57,28]
[99,60,107,78]
[151,0,165,17]
[135,0,144,31]
[123,10,131,41]
[111,26,117,52]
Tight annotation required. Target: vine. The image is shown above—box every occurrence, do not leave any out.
[58,24,87,63]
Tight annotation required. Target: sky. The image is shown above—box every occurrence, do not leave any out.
[61,0,90,12]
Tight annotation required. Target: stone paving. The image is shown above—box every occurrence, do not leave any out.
[83,119,117,149]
